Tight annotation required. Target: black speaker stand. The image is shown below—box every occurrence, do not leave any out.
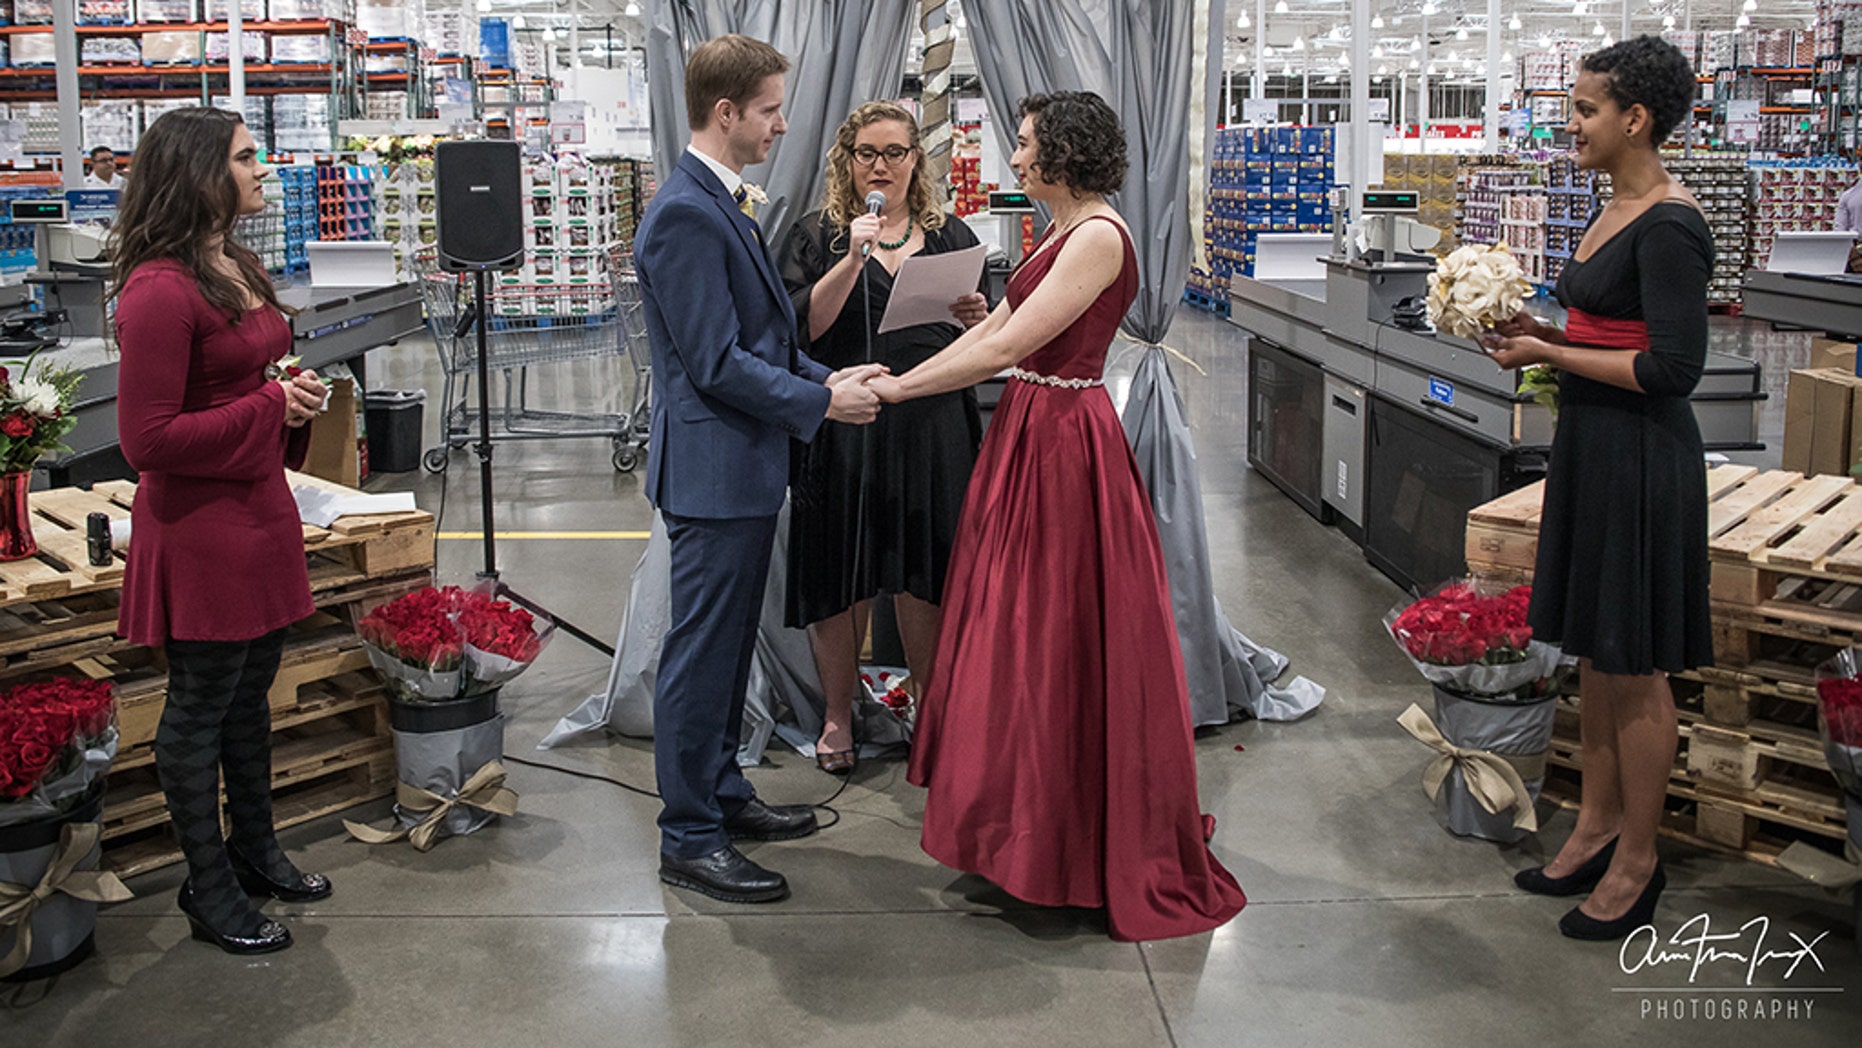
[461,267,615,658]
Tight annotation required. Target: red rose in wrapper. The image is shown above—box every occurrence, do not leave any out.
[1385,580,1566,700]
[0,677,116,801]
[1816,677,1862,748]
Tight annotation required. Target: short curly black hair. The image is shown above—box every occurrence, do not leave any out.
[1018,91,1127,195]
[1580,35,1696,146]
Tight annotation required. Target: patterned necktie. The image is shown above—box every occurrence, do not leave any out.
[733,185,755,218]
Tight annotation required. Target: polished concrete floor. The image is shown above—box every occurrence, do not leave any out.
[7,310,1859,1047]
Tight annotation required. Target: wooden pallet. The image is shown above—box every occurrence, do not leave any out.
[1541,769,1847,868]
[102,753,397,879]
[1547,724,1848,846]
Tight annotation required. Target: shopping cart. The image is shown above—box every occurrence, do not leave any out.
[412,247,651,473]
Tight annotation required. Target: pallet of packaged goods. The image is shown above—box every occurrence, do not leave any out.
[0,475,434,876]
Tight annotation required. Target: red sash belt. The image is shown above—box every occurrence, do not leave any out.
[1564,308,1649,351]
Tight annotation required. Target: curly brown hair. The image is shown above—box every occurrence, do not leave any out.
[1018,92,1127,195]
[106,106,283,324]
[819,101,947,250]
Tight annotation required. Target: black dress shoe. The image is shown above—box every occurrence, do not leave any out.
[724,798,819,842]
[178,883,293,955]
[659,846,790,903]
[1516,837,1618,897]
[1559,864,1666,941]
[229,846,334,903]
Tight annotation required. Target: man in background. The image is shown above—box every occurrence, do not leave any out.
[84,146,122,189]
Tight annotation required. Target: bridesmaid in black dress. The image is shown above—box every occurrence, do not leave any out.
[1484,36,1710,941]
[777,102,989,773]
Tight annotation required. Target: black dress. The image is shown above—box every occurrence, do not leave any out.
[1531,201,1714,675]
[778,210,984,627]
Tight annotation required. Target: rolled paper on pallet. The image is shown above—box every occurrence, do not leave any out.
[0,822,133,980]
[1398,702,1543,835]
[344,760,518,853]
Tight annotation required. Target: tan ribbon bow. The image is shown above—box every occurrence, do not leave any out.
[1397,703,1542,833]
[0,821,134,978]
[344,760,519,852]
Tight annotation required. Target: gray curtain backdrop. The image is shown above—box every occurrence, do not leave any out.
[965,0,1323,724]
[644,0,916,247]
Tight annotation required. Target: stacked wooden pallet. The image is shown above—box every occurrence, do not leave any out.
[0,472,434,877]
[1464,465,1854,865]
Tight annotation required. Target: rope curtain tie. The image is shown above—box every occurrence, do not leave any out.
[1124,338,1208,377]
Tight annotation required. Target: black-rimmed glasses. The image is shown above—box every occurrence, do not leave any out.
[851,145,915,167]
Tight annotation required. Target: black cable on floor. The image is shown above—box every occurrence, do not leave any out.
[500,751,854,830]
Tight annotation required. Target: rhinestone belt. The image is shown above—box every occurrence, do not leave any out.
[1008,367,1103,389]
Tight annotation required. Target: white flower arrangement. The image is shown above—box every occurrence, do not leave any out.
[1426,242,1532,340]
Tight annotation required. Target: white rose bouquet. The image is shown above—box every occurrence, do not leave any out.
[1426,242,1533,340]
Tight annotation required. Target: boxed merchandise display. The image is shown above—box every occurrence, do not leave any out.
[79,37,141,65]
[267,0,354,19]
[204,31,267,64]
[270,35,334,64]
[78,0,132,21]
[134,0,198,22]
[200,0,265,18]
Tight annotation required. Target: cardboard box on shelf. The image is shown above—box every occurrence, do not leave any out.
[1809,336,1858,374]
[1782,367,1862,478]
[303,376,361,487]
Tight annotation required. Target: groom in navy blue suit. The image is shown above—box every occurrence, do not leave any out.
[634,34,882,903]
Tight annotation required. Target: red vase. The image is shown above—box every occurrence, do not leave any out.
[0,470,37,562]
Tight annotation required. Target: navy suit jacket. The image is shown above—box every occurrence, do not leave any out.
[635,151,833,518]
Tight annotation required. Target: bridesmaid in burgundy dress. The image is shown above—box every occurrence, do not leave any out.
[111,107,334,954]
[870,92,1247,942]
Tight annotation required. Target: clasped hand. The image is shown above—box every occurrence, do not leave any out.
[1479,311,1560,370]
[282,370,328,429]
[826,364,887,423]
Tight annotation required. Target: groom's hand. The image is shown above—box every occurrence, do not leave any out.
[826,366,882,424]
[828,363,887,388]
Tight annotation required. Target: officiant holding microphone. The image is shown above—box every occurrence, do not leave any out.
[778,101,989,775]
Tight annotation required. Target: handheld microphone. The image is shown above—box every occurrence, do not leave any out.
[860,190,886,257]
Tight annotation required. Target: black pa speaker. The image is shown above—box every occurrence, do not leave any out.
[436,140,524,272]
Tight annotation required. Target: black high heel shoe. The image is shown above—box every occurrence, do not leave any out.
[229,845,333,903]
[1515,836,1618,897]
[177,882,292,955]
[1559,864,1666,941]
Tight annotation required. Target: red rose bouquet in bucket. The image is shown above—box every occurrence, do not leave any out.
[0,677,129,981]
[349,584,551,850]
[0,678,118,828]
[1813,649,1862,859]
[1388,579,1572,843]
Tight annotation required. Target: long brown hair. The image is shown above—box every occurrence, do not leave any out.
[107,106,283,323]
[820,101,946,250]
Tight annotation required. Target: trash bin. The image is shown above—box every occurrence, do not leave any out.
[364,390,426,474]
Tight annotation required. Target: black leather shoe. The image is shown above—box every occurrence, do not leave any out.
[1516,837,1618,897]
[659,846,790,903]
[724,798,819,842]
[229,846,334,903]
[1559,864,1666,941]
[177,883,293,955]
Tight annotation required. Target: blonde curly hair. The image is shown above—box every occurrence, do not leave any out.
[819,101,947,250]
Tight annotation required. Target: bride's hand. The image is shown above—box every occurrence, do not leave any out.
[867,374,906,403]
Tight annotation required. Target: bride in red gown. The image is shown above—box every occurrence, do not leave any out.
[869,91,1246,942]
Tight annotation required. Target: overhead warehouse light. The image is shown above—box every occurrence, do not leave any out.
[1456,27,1468,41]
[1372,15,1384,29]
[1275,0,1289,13]
[1509,15,1522,31]
[1237,12,1251,28]
[625,2,641,16]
